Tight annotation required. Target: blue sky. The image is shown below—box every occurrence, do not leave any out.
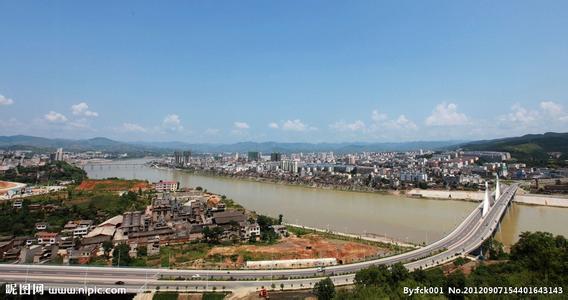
[0,1,567,143]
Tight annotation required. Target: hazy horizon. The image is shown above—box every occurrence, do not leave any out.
[1,1,567,143]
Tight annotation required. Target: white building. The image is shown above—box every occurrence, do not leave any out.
[153,180,180,192]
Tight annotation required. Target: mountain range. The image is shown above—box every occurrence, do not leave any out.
[0,135,463,154]
[461,132,568,165]
[1,133,567,160]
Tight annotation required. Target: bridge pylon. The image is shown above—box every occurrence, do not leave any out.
[495,174,501,199]
[482,181,490,217]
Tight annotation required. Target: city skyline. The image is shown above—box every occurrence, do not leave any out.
[1,1,567,142]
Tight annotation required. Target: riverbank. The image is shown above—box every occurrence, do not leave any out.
[407,188,568,208]
[164,166,401,195]
[284,223,421,249]
[159,166,568,209]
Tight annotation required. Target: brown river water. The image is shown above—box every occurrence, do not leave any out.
[84,159,568,247]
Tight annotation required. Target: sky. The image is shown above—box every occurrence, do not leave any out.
[0,1,567,143]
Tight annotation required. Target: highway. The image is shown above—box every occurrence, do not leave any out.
[0,184,517,293]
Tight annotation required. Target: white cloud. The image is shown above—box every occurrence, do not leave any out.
[425,103,469,126]
[387,115,417,130]
[369,110,418,131]
[120,122,147,133]
[0,94,14,106]
[371,110,387,122]
[233,121,250,129]
[44,111,68,123]
[162,114,183,131]
[282,119,316,131]
[330,120,366,132]
[499,103,539,125]
[268,122,279,129]
[71,102,98,117]
[540,101,568,122]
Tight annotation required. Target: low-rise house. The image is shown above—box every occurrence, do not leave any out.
[35,232,58,245]
[58,237,75,249]
[154,180,179,192]
[271,225,288,237]
[243,223,260,240]
[212,210,246,227]
[128,227,174,240]
[128,243,138,258]
[67,245,97,264]
[3,247,21,261]
[0,238,14,259]
[35,222,48,231]
[146,236,160,256]
[121,211,146,236]
[19,245,43,264]
[85,226,116,240]
[82,235,112,246]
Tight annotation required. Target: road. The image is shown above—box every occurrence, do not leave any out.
[0,185,517,293]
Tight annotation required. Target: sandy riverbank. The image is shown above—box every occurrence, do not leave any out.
[407,188,568,208]
[153,165,568,208]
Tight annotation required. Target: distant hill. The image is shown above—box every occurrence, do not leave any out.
[0,135,463,154]
[132,140,464,153]
[0,135,158,154]
[461,132,568,165]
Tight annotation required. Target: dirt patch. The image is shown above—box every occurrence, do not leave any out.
[207,234,389,268]
[77,179,150,192]
[0,181,17,189]
[232,290,316,300]
[442,259,506,275]
[0,181,19,193]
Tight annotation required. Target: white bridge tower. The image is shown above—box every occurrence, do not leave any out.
[482,181,490,217]
[495,174,501,200]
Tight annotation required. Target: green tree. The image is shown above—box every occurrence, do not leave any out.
[313,277,335,300]
[137,245,148,257]
[510,231,565,279]
[102,240,113,258]
[445,271,466,300]
[112,243,132,266]
[202,226,224,244]
[389,262,409,285]
[354,265,390,286]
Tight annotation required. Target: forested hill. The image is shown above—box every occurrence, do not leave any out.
[461,132,568,166]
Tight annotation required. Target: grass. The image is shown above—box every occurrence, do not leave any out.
[152,292,178,300]
[88,256,109,266]
[286,225,409,252]
[220,196,245,210]
[154,243,212,268]
[203,292,229,300]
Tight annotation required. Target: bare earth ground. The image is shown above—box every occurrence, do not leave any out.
[229,290,316,300]
[0,180,18,192]
[76,179,151,191]
[441,259,505,276]
[206,233,389,269]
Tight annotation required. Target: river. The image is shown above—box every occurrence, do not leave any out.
[83,158,568,247]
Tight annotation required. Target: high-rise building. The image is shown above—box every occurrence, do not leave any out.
[270,152,282,162]
[174,151,191,166]
[248,151,261,161]
[345,155,356,165]
[280,160,299,173]
[50,148,64,162]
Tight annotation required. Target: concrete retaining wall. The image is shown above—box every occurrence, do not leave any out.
[408,189,568,208]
